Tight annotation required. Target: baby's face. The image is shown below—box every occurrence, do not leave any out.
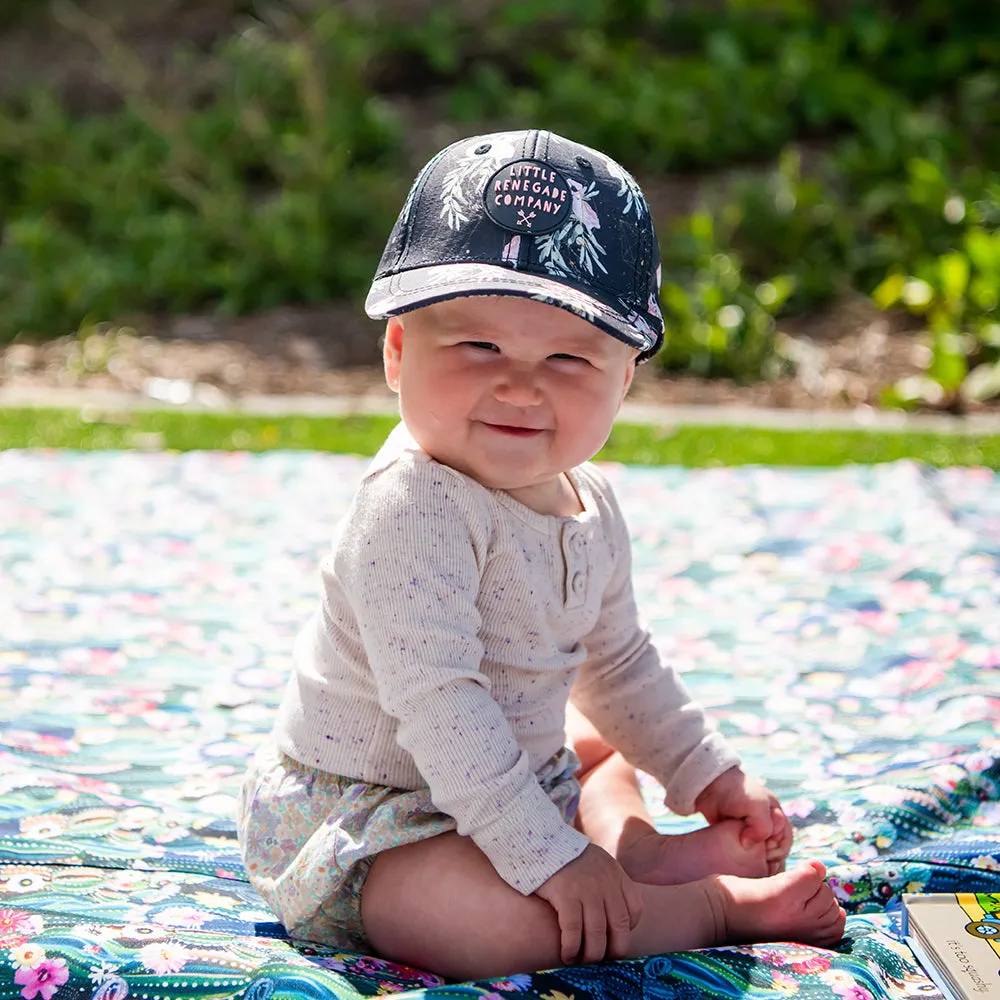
[383,296,637,510]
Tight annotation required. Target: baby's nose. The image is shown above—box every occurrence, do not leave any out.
[494,368,543,406]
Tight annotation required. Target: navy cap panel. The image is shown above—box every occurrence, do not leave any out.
[368,129,665,360]
[376,143,451,275]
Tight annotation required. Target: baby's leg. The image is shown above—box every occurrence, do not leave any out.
[361,832,845,981]
[569,704,784,882]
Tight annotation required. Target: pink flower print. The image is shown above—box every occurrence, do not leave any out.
[490,975,531,990]
[728,713,780,736]
[566,178,600,232]
[929,634,967,663]
[351,957,391,976]
[758,948,790,966]
[68,775,124,799]
[312,955,348,972]
[972,803,1000,827]
[856,610,897,635]
[138,941,190,974]
[771,970,798,992]
[825,545,860,572]
[980,647,1000,669]
[805,702,835,722]
[792,954,832,974]
[408,969,447,987]
[501,235,521,265]
[15,958,69,1000]
[967,752,997,775]
[150,906,207,928]
[102,870,150,894]
[884,580,930,612]
[836,806,866,826]
[0,909,43,947]
[848,842,879,863]
[6,731,75,757]
[834,985,873,1000]
[901,658,945,691]
[829,879,856,902]
[783,798,816,819]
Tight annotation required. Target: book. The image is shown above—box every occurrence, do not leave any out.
[902,893,1000,1000]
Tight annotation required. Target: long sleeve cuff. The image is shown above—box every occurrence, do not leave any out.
[472,789,589,895]
[663,732,741,815]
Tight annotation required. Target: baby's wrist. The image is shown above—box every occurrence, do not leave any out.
[695,764,744,805]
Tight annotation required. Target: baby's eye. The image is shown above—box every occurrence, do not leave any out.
[462,341,499,352]
[549,353,590,365]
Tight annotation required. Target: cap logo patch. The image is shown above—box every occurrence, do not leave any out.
[483,159,572,234]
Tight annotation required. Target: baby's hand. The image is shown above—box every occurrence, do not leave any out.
[534,843,643,965]
[694,767,793,871]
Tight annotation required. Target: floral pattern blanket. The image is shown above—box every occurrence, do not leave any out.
[2,450,999,1000]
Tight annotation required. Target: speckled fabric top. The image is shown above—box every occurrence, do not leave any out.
[274,424,737,892]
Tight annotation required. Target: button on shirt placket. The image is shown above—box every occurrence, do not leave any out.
[561,524,588,609]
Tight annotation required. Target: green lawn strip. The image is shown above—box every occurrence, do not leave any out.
[1,407,999,468]
[0,407,399,455]
[601,422,1000,468]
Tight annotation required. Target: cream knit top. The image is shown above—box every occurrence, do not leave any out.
[274,424,739,894]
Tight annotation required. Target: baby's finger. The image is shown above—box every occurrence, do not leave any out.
[765,808,793,872]
[605,892,633,960]
[739,807,772,846]
[580,898,609,965]
[769,805,793,848]
[558,901,584,967]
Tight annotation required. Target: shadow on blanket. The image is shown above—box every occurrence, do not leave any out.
[2,451,999,1000]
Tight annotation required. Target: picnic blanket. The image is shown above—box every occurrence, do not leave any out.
[2,449,999,1000]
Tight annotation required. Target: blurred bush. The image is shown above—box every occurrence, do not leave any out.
[0,5,404,336]
[0,0,998,402]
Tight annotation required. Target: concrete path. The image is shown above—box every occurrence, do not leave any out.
[3,384,1000,435]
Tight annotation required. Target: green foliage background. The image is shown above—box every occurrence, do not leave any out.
[0,0,998,406]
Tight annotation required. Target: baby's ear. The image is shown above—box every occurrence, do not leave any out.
[618,355,637,407]
[383,317,404,393]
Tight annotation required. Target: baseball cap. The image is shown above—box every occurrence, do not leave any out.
[365,129,665,361]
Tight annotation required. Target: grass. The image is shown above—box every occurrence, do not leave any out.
[2,406,1000,468]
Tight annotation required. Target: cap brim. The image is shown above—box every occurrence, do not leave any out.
[365,262,658,357]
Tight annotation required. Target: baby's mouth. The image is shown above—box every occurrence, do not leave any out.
[481,422,545,437]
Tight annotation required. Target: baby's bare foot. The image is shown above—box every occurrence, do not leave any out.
[709,859,846,948]
[619,819,770,885]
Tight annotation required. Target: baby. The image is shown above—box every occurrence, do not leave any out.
[237,129,846,981]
